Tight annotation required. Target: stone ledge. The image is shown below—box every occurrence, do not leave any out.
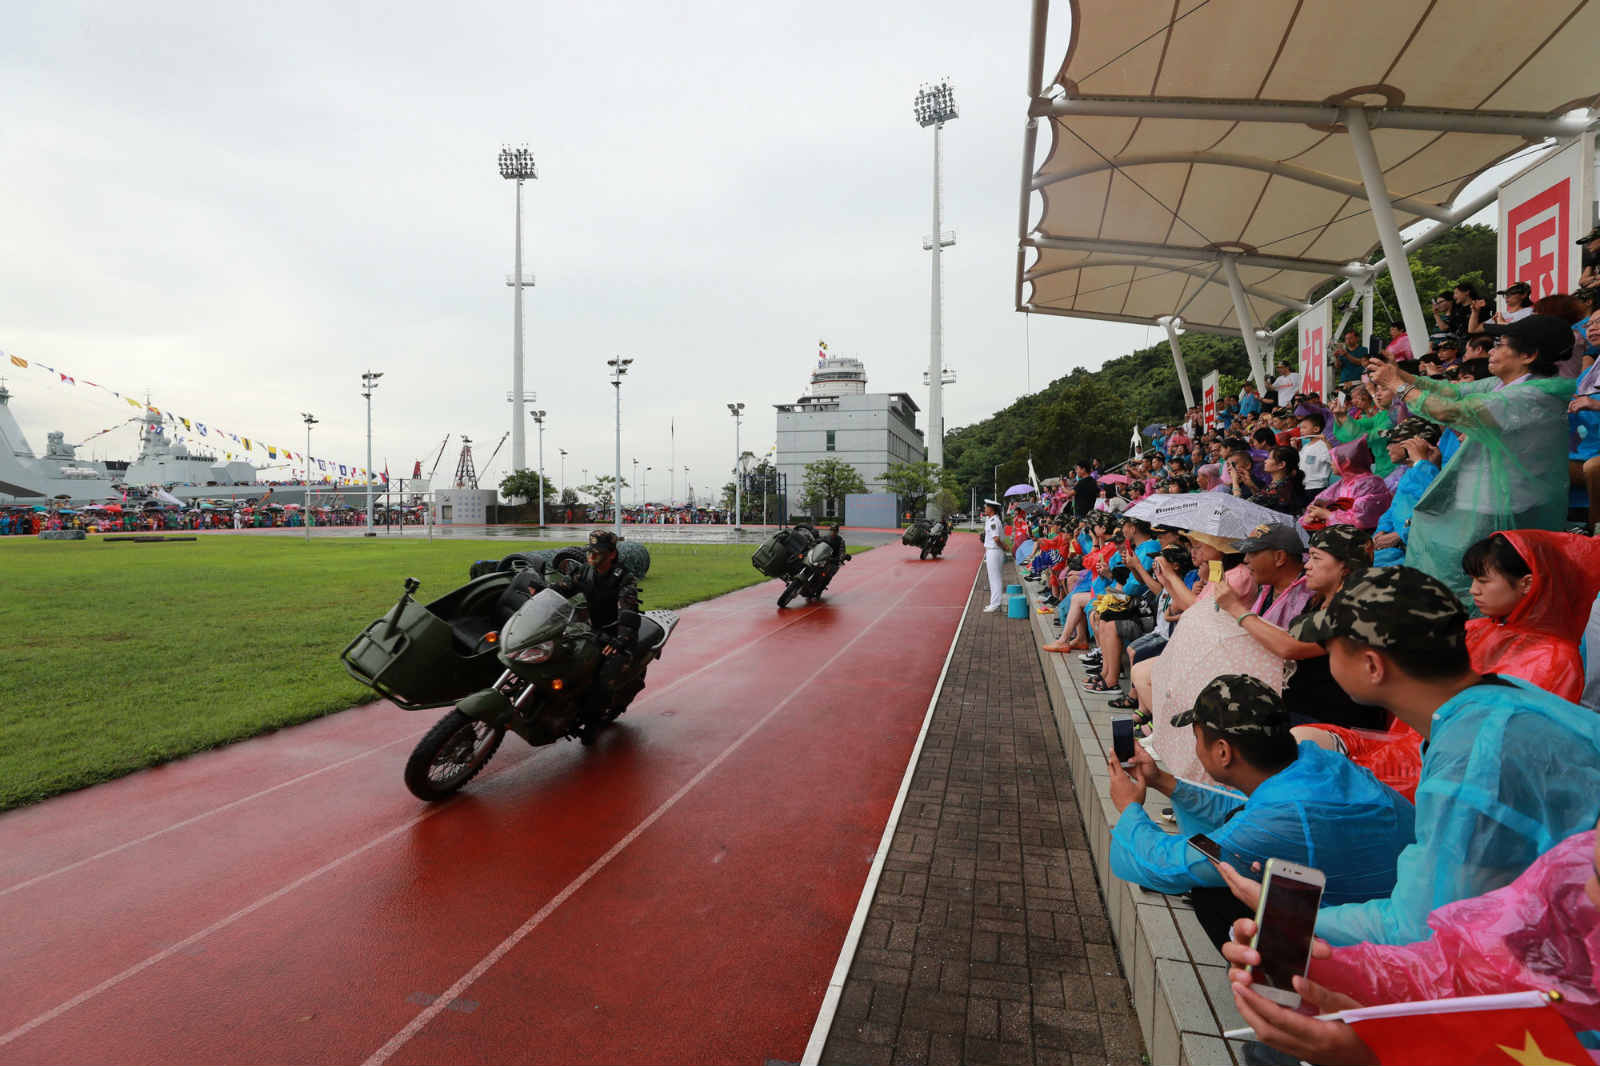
[1023,579,1242,1066]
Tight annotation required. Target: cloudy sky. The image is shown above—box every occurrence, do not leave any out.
[1,0,1155,499]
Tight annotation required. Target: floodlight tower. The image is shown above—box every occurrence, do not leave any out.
[360,370,383,535]
[914,80,958,516]
[608,357,632,537]
[498,144,537,474]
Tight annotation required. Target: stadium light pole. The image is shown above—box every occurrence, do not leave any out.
[632,457,640,508]
[915,79,958,518]
[301,412,317,542]
[727,402,745,529]
[645,465,652,508]
[360,370,382,536]
[498,145,537,473]
[608,357,632,538]
[531,409,547,526]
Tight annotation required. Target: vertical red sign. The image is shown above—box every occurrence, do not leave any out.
[1300,326,1325,399]
[1505,180,1570,300]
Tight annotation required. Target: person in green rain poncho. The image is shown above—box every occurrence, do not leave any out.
[1365,314,1575,604]
[1330,383,1395,478]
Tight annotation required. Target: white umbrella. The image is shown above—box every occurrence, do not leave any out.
[1124,492,1306,545]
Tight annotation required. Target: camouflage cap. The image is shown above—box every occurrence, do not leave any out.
[1307,525,1373,570]
[1289,565,1466,652]
[1168,674,1290,738]
[1383,416,1442,447]
[587,529,620,553]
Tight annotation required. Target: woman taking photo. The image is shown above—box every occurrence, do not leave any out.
[1366,314,1575,603]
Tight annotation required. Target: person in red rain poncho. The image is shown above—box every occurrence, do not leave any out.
[1462,529,1600,703]
[1009,507,1031,545]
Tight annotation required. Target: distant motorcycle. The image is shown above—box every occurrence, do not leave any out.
[902,519,949,560]
[752,524,847,608]
[342,557,679,801]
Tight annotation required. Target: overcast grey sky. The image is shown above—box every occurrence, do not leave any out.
[1,0,1161,497]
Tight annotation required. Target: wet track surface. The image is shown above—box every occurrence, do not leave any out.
[0,534,979,1065]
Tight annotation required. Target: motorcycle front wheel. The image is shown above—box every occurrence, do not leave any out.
[777,579,801,608]
[404,709,506,801]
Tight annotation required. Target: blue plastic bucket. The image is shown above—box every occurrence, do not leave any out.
[1007,594,1028,619]
[1006,584,1023,595]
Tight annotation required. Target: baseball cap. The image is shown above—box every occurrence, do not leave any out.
[1235,522,1306,557]
[1433,334,1463,352]
[1307,526,1373,570]
[1384,416,1443,447]
[1290,565,1467,652]
[1495,281,1532,297]
[1575,224,1600,245]
[1480,314,1575,361]
[1169,674,1291,738]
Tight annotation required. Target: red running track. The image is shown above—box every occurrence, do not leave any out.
[0,535,980,1065]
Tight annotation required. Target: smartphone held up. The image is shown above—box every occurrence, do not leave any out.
[1246,859,1326,1007]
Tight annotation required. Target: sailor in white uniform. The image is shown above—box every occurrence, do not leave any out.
[981,500,1008,612]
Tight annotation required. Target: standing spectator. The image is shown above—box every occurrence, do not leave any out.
[1332,330,1368,385]
[1367,314,1576,603]
[1383,321,1413,360]
[1494,280,1535,323]
[1071,460,1099,518]
[1296,409,1334,492]
[1238,383,1262,417]
[1271,363,1299,408]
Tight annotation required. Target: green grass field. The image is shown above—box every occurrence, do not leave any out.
[0,535,774,810]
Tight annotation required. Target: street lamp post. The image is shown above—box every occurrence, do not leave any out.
[683,466,690,509]
[301,412,317,543]
[727,402,745,529]
[498,145,537,474]
[607,357,632,538]
[558,448,568,516]
[915,80,958,518]
[360,370,382,536]
[632,457,640,508]
[531,409,547,526]
[645,466,652,510]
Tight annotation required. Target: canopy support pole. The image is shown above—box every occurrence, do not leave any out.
[1345,107,1432,356]
[1362,283,1375,352]
[1160,318,1197,410]
[1220,255,1269,392]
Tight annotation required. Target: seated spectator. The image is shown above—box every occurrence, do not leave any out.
[1243,446,1305,516]
[1220,820,1600,1066]
[1371,417,1444,566]
[1082,524,1182,694]
[1567,312,1600,530]
[1464,530,1600,702]
[1277,566,1600,946]
[1219,526,1388,732]
[1196,463,1224,492]
[1383,321,1412,360]
[1368,314,1576,603]
[1106,675,1414,948]
[1295,409,1334,492]
[1300,438,1391,532]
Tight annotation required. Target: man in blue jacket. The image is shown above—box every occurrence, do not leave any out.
[1107,674,1414,948]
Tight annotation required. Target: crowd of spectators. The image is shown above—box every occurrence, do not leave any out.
[1009,271,1600,1062]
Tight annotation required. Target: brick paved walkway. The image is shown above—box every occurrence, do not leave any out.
[820,564,1145,1066]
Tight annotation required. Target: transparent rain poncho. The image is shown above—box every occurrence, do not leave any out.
[1403,374,1575,604]
[1315,676,1600,947]
[1310,829,1600,1054]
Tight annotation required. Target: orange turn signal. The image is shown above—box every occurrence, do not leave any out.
[485,631,498,644]
[551,679,563,691]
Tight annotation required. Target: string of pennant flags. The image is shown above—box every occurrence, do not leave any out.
[3,349,387,485]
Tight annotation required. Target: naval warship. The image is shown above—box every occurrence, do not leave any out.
[0,382,267,505]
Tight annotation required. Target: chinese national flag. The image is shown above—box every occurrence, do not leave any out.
[1340,993,1589,1065]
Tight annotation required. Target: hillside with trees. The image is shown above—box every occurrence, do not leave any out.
[943,224,1497,502]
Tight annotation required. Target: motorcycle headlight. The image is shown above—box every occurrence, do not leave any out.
[509,639,555,664]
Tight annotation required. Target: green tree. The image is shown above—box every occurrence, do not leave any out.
[932,488,959,519]
[498,469,555,503]
[559,487,579,506]
[578,474,627,512]
[800,458,866,519]
[877,461,955,517]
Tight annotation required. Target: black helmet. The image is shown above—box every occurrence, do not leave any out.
[587,529,620,555]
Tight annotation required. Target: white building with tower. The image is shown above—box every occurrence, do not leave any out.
[774,356,925,520]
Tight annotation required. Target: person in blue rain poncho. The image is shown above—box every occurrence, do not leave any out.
[1371,417,1443,566]
[1269,566,1600,948]
[1106,674,1414,948]
[1365,315,1575,603]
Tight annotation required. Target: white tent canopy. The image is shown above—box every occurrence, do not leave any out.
[1016,0,1600,390]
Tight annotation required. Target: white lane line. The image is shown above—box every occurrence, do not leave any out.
[0,729,428,899]
[800,564,979,1065]
[361,560,947,1066]
[0,555,916,1044]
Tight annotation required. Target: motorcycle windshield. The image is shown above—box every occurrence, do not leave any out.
[806,542,834,566]
[501,588,575,651]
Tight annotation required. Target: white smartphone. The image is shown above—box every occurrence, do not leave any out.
[1246,859,1325,1007]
